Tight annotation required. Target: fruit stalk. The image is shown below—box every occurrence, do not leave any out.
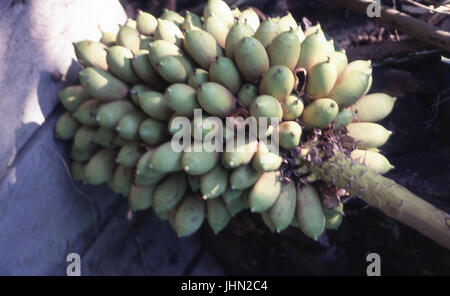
[299,148,450,249]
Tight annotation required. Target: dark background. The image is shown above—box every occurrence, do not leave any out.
[120,0,450,275]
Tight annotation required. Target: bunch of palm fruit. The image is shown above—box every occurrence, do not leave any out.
[54,0,396,240]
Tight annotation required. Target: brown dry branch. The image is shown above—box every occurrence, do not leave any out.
[329,0,450,51]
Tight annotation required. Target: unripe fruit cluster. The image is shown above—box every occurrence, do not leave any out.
[55,0,396,240]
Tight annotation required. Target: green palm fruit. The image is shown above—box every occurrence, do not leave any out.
[131,50,164,88]
[250,95,283,121]
[207,198,231,234]
[168,113,185,135]
[268,31,301,70]
[350,149,394,174]
[173,194,205,237]
[153,173,188,213]
[71,162,86,182]
[130,84,152,105]
[224,195,245,216]
[94,127,117,148]
[225,21,254,59]
[230,165,261,190]
[110,165,134,197]
[156,55,193,83]
[296,29,330,71]
[96,100,135,129]
[154,18,184,46]
[281,94,304,120]
[140,35,154,51]
[160,8,184,27]
[84,149,117,185]
[306,58,338,99]
[333,108,355,130]
[200,164,229,199]
[237,83,258,107]
[301,98,339,129]
[222,187,243,204]
[252,141,282,172]
[350,93,396,122]
[125,18,137,28]
[278,12,297,32]
[73,40,108,70]
[238,8,260,32]
[165,83,199,117]
[203,14,229,48]
[72,99,102,127]
[260,210,276,232]
[136,10,158,35]
[113,135,128,147]
[255,18,280,48]
[79,67,129,101]
[222,138,258,169]
[106,45,141,84]
[323,203,344,230]
[54,112,80,140]
[188,68,209,88]
[209,57,242,95]
[184,11,202,29]
[73,126,97,152]
[259,66,295,101]
[296,184,326,240]
[147,40,183,68]
[203,0,234,27]
[100,31,117,46]
[269,182,296,232]
[346,122,392,149]
[116,142,144,167]
[70,146,95,162]
[345,60,373,96]
[182,143,219,175]
[138,90,172,121]
[249,171,282,212]
[129,184,156,211]
[58,85,90,112]
[184,28,223,70]
[234,37,269,82]
[135,150,166,184]
[149,141,182,173]
[328,69,372,108]
[138,118,168,145]
[117,24,140,52]
[197,82,235,116]
[188,174,201,191]
[116,111,147,141]
[278,121,302,149]
[329,50,348,76]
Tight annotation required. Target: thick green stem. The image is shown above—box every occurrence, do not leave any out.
[301,149,450,250]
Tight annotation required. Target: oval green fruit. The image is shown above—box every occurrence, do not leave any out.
[350,93,396,122]
[132,50,164,88]
[281,94,304,120]
[149,141,182,173]
[296,29,330,71]
[73,98,102,127]
[248,171,282,212]
[197,82,235,116]
[135,150,166,184]
[129,184,156,211]
[54,112,80,140]
[238,8,260,32]
[259,65,294,101]
[225,21,254,59]
[116,111,147,141]
[209,57,242,95]
[130,84,152,105]
[182,142,219,175]
[277,121,302,149]
[84,148,117,185]
[58,85,90,113]
[250,95,283,121]
[116,142,145,167]
[350,149,394,174]
[269,182,296,232]
[106,45,141,84]
[203,0,234,27]
[333,108,355,130]
[328,69,372,108]
[188,68,209,88]
[255,18,279,48]
[79,67,129,101]
[160,8,184,27]
[200,164,229,199]
[251,140,282,172]
[237,83,258,108]
[207,198,231,234]
[346,122,392,149]
[329,49,348,76]
[138,118,168,145]
[165,83,199,117]
[93,127,117,148]
[222,187,243,204]
[278,12,297,32]
[73,40,108,70]
[222,138,258,168]
[268,30,301,70]
[138,90,172,121]
[230,165,261,190]
[153,173,188,213]
[148,40,183,68]
[96,100,135,129]
[306,58,338,99]
[296,184,325,240]
[174,194,205,237]
[136,10,158,35]
[154,18,184,46]
[117,24,140,52]
[100,31,117,47]
[301,98,338,129]
[203,13,229,48]
[156,55,193,84]
[73,126,97,152]
[184,28,223,70]
[109,165,134,197]
[234,37,269,82]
